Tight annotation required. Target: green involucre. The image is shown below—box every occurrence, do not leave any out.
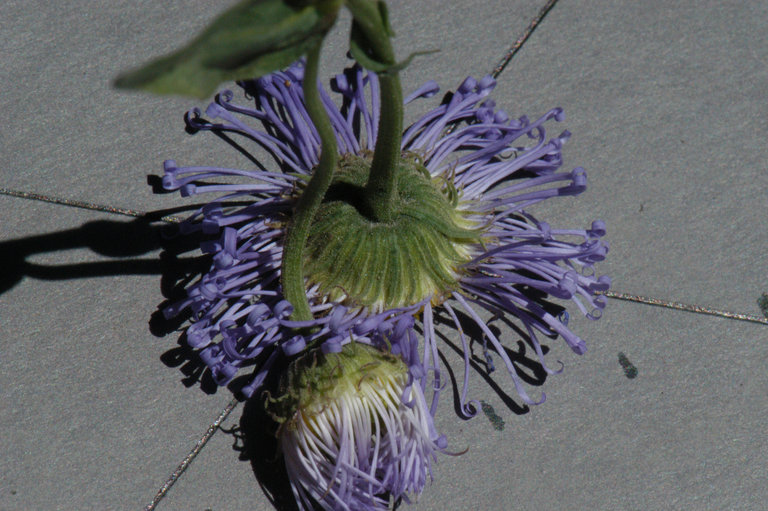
[268,342,407,426]
[303,153,482,310]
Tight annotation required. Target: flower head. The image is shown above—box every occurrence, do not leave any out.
[159,59,608,508]
[269,342,446,510]
[160,61,608,409]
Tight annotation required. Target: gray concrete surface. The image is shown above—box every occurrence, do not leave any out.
[2,1,766,510]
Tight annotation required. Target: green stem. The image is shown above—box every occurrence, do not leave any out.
[365,72,403,222]
[281,42,338,321]
[346,0,404,223]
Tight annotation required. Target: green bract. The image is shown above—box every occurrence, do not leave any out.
[268,342,407,425]
[303,153,482,310]
[114,0,342,98]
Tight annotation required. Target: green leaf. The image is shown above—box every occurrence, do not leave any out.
[349,18,437,75]
[114,0,340,99]
[350,32,437,74]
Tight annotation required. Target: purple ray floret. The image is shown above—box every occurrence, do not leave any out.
[160,62,392,395]
[399,74,610,411]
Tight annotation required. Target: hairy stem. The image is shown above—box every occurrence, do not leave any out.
[347,0,404,223]
[365,71,403,222]
[281,42,338,321]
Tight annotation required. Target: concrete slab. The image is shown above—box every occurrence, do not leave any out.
[2,0,766,510]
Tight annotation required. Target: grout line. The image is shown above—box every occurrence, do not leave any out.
[445,0,560,135]
[0,187,183,224]
[490,0,561,79]
[144,398,240,511]
[601,290,768,326]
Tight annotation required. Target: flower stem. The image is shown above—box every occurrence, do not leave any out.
[347,0,404,223]
[281,42,338,322]
[365,72,403,222]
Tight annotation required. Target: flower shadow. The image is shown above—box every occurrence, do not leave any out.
[0,205,200,296]
[236,364,304,511]
[150,223,223,394]
[433,302,560,417]
[0,200,234,390]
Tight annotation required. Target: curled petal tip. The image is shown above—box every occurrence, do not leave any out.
[458,76,478,93]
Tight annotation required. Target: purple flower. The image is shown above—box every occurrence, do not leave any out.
[161,61,608,408]
[159,60,608,509]
[271,342,446,511]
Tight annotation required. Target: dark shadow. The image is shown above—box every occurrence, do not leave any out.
[433,327,530,416]
[433,307,555,416]
[0,205,204,295]
[159,341,220,394]
[238,359,305,511]
[435,346,479,418]
[0,199,228,393]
